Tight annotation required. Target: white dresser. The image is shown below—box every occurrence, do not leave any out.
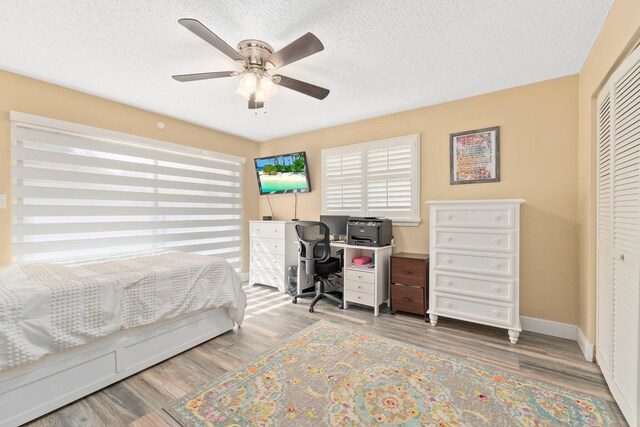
[249,221,298,293]
[427,199,524,343]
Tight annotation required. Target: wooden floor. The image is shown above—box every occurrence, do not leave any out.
[26,284,627,426]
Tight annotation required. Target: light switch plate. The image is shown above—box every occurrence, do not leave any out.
[0,194,5,209]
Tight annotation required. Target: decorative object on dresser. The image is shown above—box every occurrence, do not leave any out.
[450,126,500,184]
[249,220,298,292]
[390,253,429,321]
[427,199,524,343]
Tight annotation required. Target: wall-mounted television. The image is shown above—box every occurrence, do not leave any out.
[254,151,311,195]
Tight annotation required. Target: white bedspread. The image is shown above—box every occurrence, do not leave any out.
[0,251,246,371]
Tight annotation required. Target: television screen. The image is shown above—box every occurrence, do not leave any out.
[254,152,311,195]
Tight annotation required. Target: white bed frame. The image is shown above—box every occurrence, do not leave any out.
[0,308,234,427]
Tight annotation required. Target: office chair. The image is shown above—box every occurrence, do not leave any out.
[292,221,343,313]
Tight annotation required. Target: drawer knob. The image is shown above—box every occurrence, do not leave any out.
[620,253,625,261]
[402,297,412,302]
[493,286,500,292]
[493,310,500,317]
[447,215,453,220]
[256,228,260,231]
[357,285,361,289]
[446,302,452,308]
[446,280,452,286]
[447,237,453,242]
[446,259,453,264]
[402,270,413,275]
[275,229,279,233]
[357,296,361,300]
[494,239,501,244]
[493,262,501,268]
[274,245,278,248]
[495,215,501,221]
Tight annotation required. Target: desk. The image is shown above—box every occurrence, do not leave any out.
[297,242,394,316]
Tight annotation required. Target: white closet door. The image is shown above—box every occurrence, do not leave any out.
[596,92,613,375]
[611,55,640,416]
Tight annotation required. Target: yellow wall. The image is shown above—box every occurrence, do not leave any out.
[577,0,640,342]
[0,70,260,270]
[259,76,580,324]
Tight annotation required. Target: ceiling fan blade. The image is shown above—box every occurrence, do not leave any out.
[248,93,264,109]
[172,71,236,82]
[273,75,330,100]
[178,18,245,63]
[266,33,324,69]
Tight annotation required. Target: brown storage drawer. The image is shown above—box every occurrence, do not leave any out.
[391,284,425,315]
[391,257,426,287]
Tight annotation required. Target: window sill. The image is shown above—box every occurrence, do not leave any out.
[389,218,421,227]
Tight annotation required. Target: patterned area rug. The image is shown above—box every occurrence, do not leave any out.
[166,321,621,426]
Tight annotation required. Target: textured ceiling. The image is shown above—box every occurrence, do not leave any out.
[0,1,613,141]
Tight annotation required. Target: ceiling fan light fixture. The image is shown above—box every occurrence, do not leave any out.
[239,73,257,92]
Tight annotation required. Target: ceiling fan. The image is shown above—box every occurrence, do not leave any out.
[172,19,330,109]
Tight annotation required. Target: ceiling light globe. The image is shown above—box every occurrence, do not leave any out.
[260,77,274,91]
[240,73,257,92]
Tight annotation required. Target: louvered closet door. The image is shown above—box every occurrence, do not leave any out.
[612,53,640,418]
[596,92,613,375]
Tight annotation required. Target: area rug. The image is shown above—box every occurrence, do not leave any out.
[165,320,621,426]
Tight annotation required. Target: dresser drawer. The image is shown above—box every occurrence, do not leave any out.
[345,289,375,306]
[250,253,285,273]
[391,258,426,287]
[432,294,513,327]
[345,280,373,295]
[251,268,284,288]
[433,251,513,277]
[251,237,286,256]
[391,284,425,315]
[250,222,286,239]
[433,206,515,228]
[345,268,375,284]
[434,229,514,253]
[433,272,513,302]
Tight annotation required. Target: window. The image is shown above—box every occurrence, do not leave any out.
[10,112,244,270]
[322,134,420,225]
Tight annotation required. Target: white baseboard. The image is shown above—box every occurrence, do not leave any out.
[520,316,577,341]
[577,327,594,362]
[241,272,249,282]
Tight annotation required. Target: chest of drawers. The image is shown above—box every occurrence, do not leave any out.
[427,199,524,343]
[249,221,298,293]
[390,253,429,320]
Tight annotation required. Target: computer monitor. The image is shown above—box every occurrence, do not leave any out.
[320,215,350,240]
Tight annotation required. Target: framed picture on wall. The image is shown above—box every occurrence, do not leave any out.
[450,126,500,184]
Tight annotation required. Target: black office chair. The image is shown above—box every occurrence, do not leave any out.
[292,221,343,313]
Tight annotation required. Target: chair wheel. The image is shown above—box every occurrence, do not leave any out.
[338,304,344,309]
[292,298,297,304]
[309,307,314,313]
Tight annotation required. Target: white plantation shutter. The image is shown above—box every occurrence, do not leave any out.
[10,112,244,269]
[366,136,419,220]
[322,134,420,225]
[322,145,364,215]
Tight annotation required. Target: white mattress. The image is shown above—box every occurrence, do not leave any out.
[0,251,246,371]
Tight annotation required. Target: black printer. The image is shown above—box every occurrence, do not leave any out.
[347,217,393,247]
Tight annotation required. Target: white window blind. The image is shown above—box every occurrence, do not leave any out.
[322,145,365,215]
[322,134,420,225]
[10,112,244,270]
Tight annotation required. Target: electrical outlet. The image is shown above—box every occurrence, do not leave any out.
[0,194,5,209]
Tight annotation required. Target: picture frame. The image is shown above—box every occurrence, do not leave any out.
[450,126,500,184]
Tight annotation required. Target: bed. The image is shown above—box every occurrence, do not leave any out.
[0,251,246,427]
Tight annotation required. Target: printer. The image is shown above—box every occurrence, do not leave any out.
[347,217,393,247]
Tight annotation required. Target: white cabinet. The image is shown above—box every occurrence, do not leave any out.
[596,46,640,427]
[249,221,298,293]
[341,244,394,317]
[427,199,524,343]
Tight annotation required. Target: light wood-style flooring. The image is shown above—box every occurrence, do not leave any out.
[26,284,627,426]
